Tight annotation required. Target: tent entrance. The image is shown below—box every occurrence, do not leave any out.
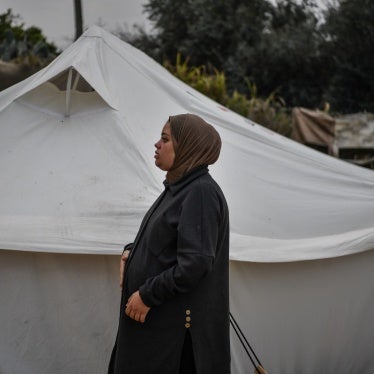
[17,67,109,118]
[49,67,93,93]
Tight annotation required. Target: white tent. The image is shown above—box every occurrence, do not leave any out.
[0,26,373,374]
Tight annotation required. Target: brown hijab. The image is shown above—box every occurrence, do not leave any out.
[166,113,222,183]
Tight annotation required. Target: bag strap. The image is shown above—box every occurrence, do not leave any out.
[229,312,268,374]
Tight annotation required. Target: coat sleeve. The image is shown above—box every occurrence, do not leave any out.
[139,181,222,307]
[122,243,133,254]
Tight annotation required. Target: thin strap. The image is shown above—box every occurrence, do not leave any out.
[229,312,264,372]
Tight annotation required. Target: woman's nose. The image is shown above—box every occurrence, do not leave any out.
[155,140,161,148]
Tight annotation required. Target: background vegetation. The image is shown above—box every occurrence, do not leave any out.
[121,0,374,116]
[1,0,373,136]
[0,9,57,64]
[164,53,293,136]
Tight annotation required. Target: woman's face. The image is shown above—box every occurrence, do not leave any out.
[154,122,175,171]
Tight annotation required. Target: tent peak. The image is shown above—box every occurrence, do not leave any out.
[80,25,111,40]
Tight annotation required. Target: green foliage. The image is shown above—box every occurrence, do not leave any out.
[225,90,250,118]
[129,0,324,108]
[165,54,292,137]
[247,85,292,137]
[141,0,273,86]
[0,9,58,63]
[321,0,374,113]
[164,53,227,104]
[122,0,374,115]
[247,0,327,108]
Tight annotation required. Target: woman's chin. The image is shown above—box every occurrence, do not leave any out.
[155,161,165,170]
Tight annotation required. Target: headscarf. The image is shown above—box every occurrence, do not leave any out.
[166,113,222,183]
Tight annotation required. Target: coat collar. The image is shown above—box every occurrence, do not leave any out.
[164,165,209,195]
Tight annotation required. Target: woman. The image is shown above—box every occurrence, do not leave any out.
[109,113,230,374]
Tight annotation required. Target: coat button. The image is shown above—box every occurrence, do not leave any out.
[185,323,191,328]
[186,316,191,322]
[185,309,191,315]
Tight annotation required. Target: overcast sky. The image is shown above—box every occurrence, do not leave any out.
[1,0,328,51]
[0,0,151,50]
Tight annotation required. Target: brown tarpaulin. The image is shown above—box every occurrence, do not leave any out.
[292,107,337,155]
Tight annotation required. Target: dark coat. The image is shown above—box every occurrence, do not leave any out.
[109,166,230,374]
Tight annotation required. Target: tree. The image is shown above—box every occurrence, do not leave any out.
[0,9,58,62]
[0,9,58,91]
[322,0,374,113]
[125,0,323,107]
[246,0,327,108]
[121,0,374,113]
[133,0,272,83]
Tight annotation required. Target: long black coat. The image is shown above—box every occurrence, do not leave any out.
[109,166,230,374]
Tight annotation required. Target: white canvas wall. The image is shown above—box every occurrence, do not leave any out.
[0,250,120,374]
[1,249,374,373]
[230,249,374,373]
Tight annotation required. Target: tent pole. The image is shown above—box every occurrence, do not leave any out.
[72,71,80,90]
[65,68,73,117]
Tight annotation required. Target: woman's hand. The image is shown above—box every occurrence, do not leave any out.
[125,291,151,323]
[120,250,130,289]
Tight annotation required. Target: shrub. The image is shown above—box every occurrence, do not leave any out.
[0,9,58,64]
[164,54,293,137]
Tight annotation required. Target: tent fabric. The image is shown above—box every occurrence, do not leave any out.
[0,250,119,374]
[1,26,374,263]
[1,249,373,374]
[229,249,374,374]
[1,26,374,374]
[292,107,337,155]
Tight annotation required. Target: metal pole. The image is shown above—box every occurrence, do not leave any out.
[65,67,73,117]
